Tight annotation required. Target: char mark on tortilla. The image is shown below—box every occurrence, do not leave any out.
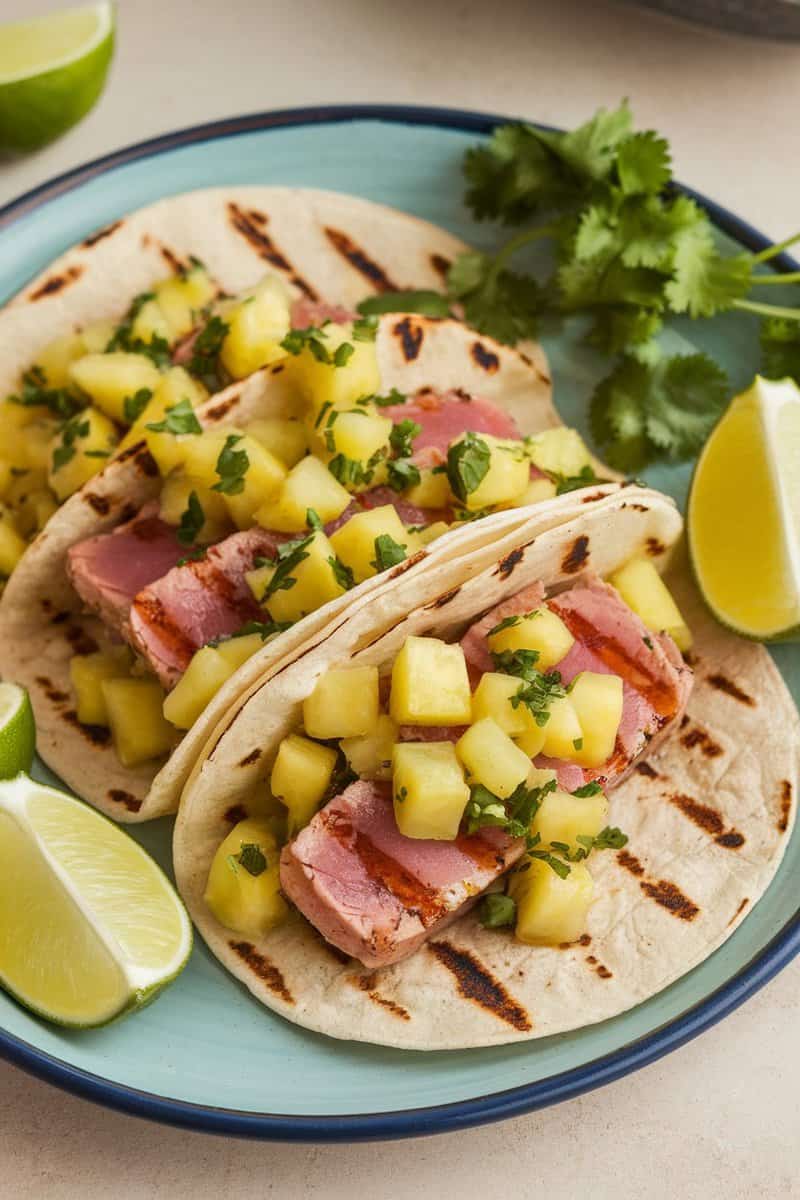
[64,625,99,656]
[617,849,700,920]
[62,710,111,746]
[226,202,317,298]
[393,316,424,361]
[428,940,532,1032]
[680,726,723,758]
[35,676,68,704]
[238,748,262,767]
[82,220,123,248]
[646,537,666,556]
[84,492,111,516]
[728,898,749,926]
[430,253,451,281]
[634,761,660,779]
[561,535,590,574]
[28,265,84,301]
[777,780,793,833]
[706,673,755,707]
[224,804,249,825]
[351,973,411,1020]
[108,788,143,813]
[158,244,187,274]
[229,940,295,1004]
[668,793,744,849]
[471,340,500,373]
[323,226,400,292]
[429,586,461,609]
[496,547,525,579]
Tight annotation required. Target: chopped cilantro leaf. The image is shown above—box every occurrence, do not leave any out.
[553,464,599,495]
[9,365,83,420]
[351,315,379,341]
[761,317,800,381]
[478,893,516,928]
[306,508,323,531]
[212,434,250,495]
[386,458,421,492]
[123,388,153,425]
[357,290,452,319]
[52,417,90,472]
[328,555,355,591]
[389,418,421,460]
[237,843,267,876]
[176,490,205,546]
[488,614,521,637]
[370,388,406,408]
[146,397,202,436]
[333,342,355,368]
[573,781,603,797]
[371,534,407,572]
[446,432,491,502]
[186,315,230,390]
[176,547,207,567]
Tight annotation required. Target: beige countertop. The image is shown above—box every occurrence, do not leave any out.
[1,1,799,1196]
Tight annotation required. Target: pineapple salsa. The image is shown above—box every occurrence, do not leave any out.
[50,271,602,772]
[0,262,296,580]
[204,560,691,951]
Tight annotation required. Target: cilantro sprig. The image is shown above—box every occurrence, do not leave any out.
[435,100,800,469]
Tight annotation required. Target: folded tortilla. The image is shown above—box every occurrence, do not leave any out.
[173,489,799,1049]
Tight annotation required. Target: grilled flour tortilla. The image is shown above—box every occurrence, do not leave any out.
[174,488,798,1049]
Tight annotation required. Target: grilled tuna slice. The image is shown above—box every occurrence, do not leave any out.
[281,575,692,966]
[129,527,286,687]
[280,780,517,968]
[66,504,189,638]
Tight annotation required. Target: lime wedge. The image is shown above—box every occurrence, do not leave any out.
[0,683,35,778]
[0,775,191,1027]
[0,3,115,153]
[688,375,800,640]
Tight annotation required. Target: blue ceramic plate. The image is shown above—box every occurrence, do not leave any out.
[0,106,798,1141]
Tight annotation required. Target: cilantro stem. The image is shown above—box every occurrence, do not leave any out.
[751,230,800,265]
[749,271,800,287]
[733,298,800,321]
[487,223,558,285]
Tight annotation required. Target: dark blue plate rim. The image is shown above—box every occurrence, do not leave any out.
[0,103,798,1142]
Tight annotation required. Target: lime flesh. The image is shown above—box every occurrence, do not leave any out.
[0,775,191,1027]
[0,683,36,779]
[0,3,115,152]
[688,376,800,640]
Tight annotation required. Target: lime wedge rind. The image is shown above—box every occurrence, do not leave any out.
[0,3,115,153]
[688,375,800,642]
[0,774,192,1029]
[0,683,36,779]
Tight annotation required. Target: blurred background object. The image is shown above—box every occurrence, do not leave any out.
[0,2,114,154]
[625,0,800,38]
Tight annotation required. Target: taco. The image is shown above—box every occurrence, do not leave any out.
[0,184,618,822]
[173,488,798,1049]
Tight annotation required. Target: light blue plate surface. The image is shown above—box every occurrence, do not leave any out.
[0,108,797,1140]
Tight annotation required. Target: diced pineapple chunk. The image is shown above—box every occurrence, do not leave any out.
[329,505,409,583]
[203,817,288,937]
[27,490,58,533]
[470,672,530,736]
[487,606,574,670]
[48,407,118,501]
[159,473,229,543]
[392,741,469,840]
[303,666,379,739]
[14,418,61,472]
[507,476,558,507]
[0,513,27,576]
[222,436,287,530]
[404,467,452,509]
[0,461,11,501]
[181,428,239,486]
[526,428,593,478]
[529,787,609,855]
[609,557,691,652]
[215,632,266,670]
[69,648,132,726]
[270,733,338,835]
[456,717,531,798]
[455,435,530,511]
[325,408,392,465]
[101,678,174,766]
[131,298,173,345]
[69,352,161,422]
[254,454,350,532]
[219,277,291,378]
[514,722,547,759]
[33,333,86,389]
[154,265,217,338]
[569,672,624,768]
[80,320,116,354]
[251,530,349,624]
[3,471,51,538]
[510,857,594,945]
[246,416,307,467]
[389,636,472,726]
[0,399,37,446]
[289,323,381,417]
[540,695,584,760]
[341,714,398,781]
[163,646,234,730]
